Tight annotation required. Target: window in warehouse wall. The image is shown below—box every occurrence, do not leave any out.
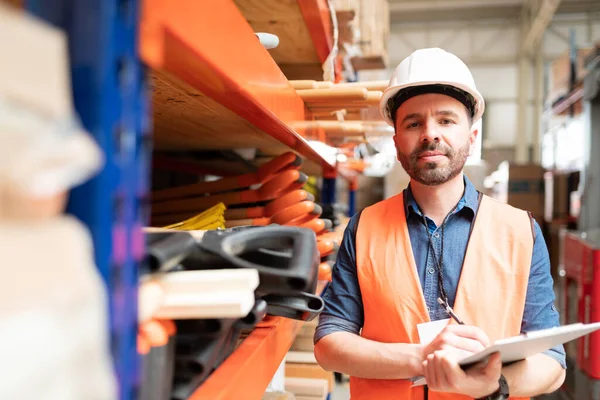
[542,131,555,169]
[555,118,585,171]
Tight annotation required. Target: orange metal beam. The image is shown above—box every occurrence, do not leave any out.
[139,0,339,177]
[189,316,302,399]
[297,0,333,63]
[297,0,343,82]
[552,87,584,116]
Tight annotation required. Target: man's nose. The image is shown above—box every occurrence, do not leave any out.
[420,121,440,143]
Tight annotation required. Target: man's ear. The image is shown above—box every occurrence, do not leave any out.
[468,127,479,156]
[393,133,402,161]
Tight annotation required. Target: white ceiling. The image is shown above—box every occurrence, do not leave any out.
[389,0,600,23]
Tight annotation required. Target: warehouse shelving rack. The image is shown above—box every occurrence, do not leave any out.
[25,0,149,398]
[23,0,350,398]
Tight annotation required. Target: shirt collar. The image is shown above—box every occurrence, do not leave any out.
[404,175,479,218]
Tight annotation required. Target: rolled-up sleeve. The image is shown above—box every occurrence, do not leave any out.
[522,219,566,368]
[314,213,364,344]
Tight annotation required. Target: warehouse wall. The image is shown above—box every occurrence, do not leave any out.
[385,16,600,149]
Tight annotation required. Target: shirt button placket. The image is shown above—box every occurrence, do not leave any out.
[424,254,437,317]
[429,231,442,317]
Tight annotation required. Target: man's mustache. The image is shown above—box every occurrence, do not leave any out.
[411,143,452,159]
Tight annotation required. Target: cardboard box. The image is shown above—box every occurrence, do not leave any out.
[554,172,570,221]
[290,319,318,352]
[506,164,545,223]
[546,171,580,222]
[261,391,295,400]
[290,336,315,353]
[332,0,390,70]
[548,48,594,105]
[285,377,328,399]
[285,363,334,392]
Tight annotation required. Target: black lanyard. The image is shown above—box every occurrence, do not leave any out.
[417,199,461,309]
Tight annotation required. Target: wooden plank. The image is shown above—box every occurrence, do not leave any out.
[234,0,320,64]
[150,269,259,294]
[152,70,284,151]
[285,377,328,397]
[297,87,368,102]
[335,80,388,91]
[154,290,256,319]
[290,80,318,90]
[354,0,389,66]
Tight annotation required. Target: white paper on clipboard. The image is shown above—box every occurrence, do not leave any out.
[412,322,600,387]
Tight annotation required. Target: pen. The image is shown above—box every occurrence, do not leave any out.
[437,297,465,325]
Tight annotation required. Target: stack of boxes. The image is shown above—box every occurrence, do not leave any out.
[331,0,390,71]
[545,170,580,279]
[547,47,594,111]
[505,163,546,224]
[284,319,334,400]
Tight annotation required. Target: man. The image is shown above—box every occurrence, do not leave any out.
[313,48,566,400]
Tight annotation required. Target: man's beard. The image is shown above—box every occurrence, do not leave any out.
[398,141,470,186]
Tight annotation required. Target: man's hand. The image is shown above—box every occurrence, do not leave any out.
[422,325,490,362]
[423,351,503,398]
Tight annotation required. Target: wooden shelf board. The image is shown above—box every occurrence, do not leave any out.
[152,70,287,152]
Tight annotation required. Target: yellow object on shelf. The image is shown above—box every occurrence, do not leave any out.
[303,176,319,198]
[162,203,226,230]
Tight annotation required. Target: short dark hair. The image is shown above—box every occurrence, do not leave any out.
[389,84,476,126]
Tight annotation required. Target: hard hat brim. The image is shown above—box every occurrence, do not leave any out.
[379,81,485,127]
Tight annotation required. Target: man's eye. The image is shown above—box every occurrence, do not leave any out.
[406,122,420,129]
[440,119,454,125]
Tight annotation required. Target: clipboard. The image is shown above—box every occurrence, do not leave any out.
[411,322,600,387]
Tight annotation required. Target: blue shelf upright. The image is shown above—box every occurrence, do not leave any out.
[348,186,356,216]
[321,176,337,206]
[25,1,150,399]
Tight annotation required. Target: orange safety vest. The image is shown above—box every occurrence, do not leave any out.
[350,192,533,400]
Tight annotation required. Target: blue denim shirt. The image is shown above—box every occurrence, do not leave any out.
[315,176,566,368]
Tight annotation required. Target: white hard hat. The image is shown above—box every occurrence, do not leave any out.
[379,48,485,127]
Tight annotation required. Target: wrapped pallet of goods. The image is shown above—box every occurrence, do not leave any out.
[547,47,594,109]
[332,0,390,71]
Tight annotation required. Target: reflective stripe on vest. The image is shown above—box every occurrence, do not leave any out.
[350,193,533,400]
